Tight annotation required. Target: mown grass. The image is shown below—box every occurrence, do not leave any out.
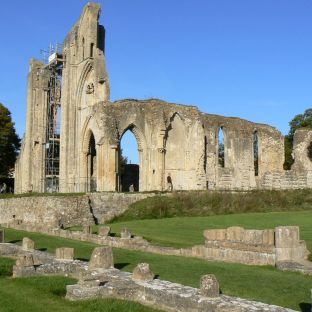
[111,189,312,222]
[107,210,312,250]
[1,227,312,311]
[0,257,160,312]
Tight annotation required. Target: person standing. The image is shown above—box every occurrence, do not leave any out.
[166,174,173,192]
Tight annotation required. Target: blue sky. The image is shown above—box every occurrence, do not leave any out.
[0,0,311,163]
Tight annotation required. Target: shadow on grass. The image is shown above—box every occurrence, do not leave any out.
[115,263,130,270]
[37,248,47,252]
[75,258,89,262]
[299,302,311,312]
[7,239,22,244]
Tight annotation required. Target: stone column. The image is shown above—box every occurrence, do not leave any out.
[157,148,166,191]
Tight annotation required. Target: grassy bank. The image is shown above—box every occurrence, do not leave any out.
[111,189,312,222]
[2,227,311,311]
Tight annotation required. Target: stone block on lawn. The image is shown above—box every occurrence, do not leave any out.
[55,247,74,261]
[22,237,35,251]
[16,254,35,267]
[98,226,110,237]
[89,246,114,270]
[83,225,92,234]
[200,274,220,298]
[132,263,154,281]
[121,228,131,239]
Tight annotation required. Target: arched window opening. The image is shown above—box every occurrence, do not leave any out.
[82,37,85,60]
[253,131,259,176]
[218,127,225,167]
[90,43,94,58]
[164,113,186,190]
[204,136,208,173]
[307,142,312,161]
[119,129,140,192]
[87,133,96,192]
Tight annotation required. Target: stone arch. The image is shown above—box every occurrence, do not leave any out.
[77,61,93,109]
[117,123,147,191]
[164,112,187,190]
[81,129,97,192]
[80,115,101,192]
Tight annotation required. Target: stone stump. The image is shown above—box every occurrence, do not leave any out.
[22,237,35,251]
[55,247,74,261]
[121,228,131,239]
[98,226,110,237]
[89,246,114,270]
[83,226,92,234]
[13,254,35,277]
[0,229,4,243]
[132,263,154,281]
[200,274,220,298]
[16,254,35,267]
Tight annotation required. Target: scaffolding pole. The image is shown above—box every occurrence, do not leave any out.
[43,44,63,192]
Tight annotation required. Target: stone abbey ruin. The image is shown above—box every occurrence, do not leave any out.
[14,2,312,194]
[2,4,312,311]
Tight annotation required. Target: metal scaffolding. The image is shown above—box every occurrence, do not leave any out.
[42,44,63,192]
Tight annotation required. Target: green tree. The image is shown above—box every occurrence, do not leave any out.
[0,103,20,177]
[284,108,312,170]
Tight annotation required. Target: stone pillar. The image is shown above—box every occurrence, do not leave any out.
[22,237,35,251]
[132,263,154,281]
[199,274,220,298]
[107,145,118,191]
[89,246,114,270]
[157,148,166,191]
[83,226,92,234]
[275,226,308,262]
[98,226,110,237]
[121,228,131,239]
[55,247,74,261]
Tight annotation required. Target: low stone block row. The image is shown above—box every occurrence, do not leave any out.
[0,237,304,311]
[2,223,311,272]
[65,246,296,312]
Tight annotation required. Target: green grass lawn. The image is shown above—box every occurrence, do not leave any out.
[106,210,312,250]
[2,227,312,311]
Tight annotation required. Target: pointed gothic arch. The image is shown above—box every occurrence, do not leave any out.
[117,123,147,191]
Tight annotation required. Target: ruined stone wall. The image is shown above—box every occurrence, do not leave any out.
[15,61,51,194]
[59,3,110,193]
[0,192,155,227]
[14,2,312,194]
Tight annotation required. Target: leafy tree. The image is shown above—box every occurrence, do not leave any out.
[284,108,312,170]
[0,103,20,177]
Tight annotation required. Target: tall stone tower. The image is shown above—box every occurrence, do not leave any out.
[15,3,110,193]
[58,3,110,192]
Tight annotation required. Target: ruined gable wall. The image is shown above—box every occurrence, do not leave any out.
[59,3,110,193]
[201,113,284,190]
[78,99,206,192]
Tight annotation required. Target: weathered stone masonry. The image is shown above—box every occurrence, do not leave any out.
[14,3,312,194]
[0,241,297,312]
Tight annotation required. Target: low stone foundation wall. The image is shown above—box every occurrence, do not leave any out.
[0,192,156,227]
[0,241,297,312]
[3,223,311,272]
[193,226,309,266]
[66,268,296,312]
